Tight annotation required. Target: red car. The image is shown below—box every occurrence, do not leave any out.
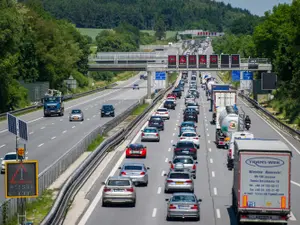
[125,143,147,158]
[167,93,177,99]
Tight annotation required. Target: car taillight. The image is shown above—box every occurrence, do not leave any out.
[164,112,168,114]
[140,172,145,175]
[186,180,193,183]
[191,204,198,209]
[121,172,126,175]
[156,133,159,136]
[126,187,134,192]
[192,164,196,170]
[142,133,145,136]
[228,149,232,157]
[171,163,174,169]
[167,180,174,183]
[193,137,198,140]
[190,148,196,152]
[180,137,184,139]
[174,148,179,151]
[103,187,111,192]
[169,204,176,209]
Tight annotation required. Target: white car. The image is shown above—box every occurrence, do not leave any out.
[154,108,170,120]
[1,152,28,174]
[166,97,176,105]
[179,132,200,148]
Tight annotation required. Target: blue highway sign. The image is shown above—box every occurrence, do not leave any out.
[243,71,253,80]
[155,71,166,80]
[7,113,17,136]
[231,71,240,81]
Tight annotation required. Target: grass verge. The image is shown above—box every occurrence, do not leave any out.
[86,134,105,152]
[131,103,149,116]
[3,190,55,225]
[168,72,179,84]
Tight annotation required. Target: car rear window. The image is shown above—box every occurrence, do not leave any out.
[177,142,194,148]
[169,173,190,179]
[182,133,196,137]
[71,110,81,114]
[181,123,194,127]
[129,144,143,150]
[108,180,130,186]
[173,158,194,164]
[150,118,162,121]
[165,101,173,104]
[157,109,167,112]
[124,165,143,170]
[171,195,196,202]
[144,128,157,133]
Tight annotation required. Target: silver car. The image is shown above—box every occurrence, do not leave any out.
[119,163,149,186]
[165,193,202,221]
[141,127,160,142]
[102,176,136,207]
[164,171,194,193]
[170,156,198,178]
[69,109,84,121]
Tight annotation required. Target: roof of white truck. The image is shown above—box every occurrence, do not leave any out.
[235,138,292,153]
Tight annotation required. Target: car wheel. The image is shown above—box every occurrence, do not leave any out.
[143,155,147,159]
[191,189,194,193]
[131,201,136,207]
[157,138,160,142]
[166,216,172,221]
[102,201,107,207]
[195,216,200,221]
[144,181,148,187]
[112,114,115,117]
[164,189,169,194]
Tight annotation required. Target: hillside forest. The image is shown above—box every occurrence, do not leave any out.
[212,0,300,126]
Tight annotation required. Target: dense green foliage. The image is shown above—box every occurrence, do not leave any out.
[0,0,90,113]
[213,1,300,125]
[95,23,157,52]
[41,0,259,33]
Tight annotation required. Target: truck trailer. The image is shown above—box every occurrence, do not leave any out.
[232,139,292,224]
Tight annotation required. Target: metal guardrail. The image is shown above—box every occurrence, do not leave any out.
[0,83,118,120]
[40,82,175,225]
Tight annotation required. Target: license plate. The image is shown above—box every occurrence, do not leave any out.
[182,151,189,154]
[248,215,280,220]
[146,134,152,136]
[113,189,124,192]
[106,113,110,115]
[178,206,189,209]
[176,182,184,184]
[74,117,78,120]
[131,151,141,154]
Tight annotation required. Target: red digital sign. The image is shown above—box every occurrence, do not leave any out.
[231,54,240,68]
[199,55,207,68]
[188,55,196,68]
[179,55,187,68]
[209,55,218,68]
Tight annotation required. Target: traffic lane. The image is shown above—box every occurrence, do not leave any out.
[0,74,143,133]
[85,101,181,225]
[0,81,148,157]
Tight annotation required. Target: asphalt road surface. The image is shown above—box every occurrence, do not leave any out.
[79,72,300,225]
[0,73,152,203]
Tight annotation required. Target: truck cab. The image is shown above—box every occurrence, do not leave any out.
[43,96,64,117]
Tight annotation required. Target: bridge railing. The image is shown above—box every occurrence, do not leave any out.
[240,58,271,64]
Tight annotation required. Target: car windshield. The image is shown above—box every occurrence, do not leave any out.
[169,173,190,179]
[165,101,173,104]
[102,105,113,110]
[124,165,143,171]
[71,110,81,114]
[45,97,60,103]
[181,123,194,127]
[144,128,157,133]
[171,195,196,202]
[157,109,167,112]
[177,142,194,148]
[173,158,194,164]
[182,133,196,137]
[129,144,143,150]
[150,118,162,121]
[3,154,17,160]
[108,180,130,186]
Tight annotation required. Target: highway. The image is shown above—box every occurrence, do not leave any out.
[0,73,152,203]
[77,70,300,225]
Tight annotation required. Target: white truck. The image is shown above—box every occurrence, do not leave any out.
[215,106,240,148]
[212,90,236,124]
[227,131,254,170]
[232,139,292,225]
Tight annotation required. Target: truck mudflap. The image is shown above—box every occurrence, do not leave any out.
[238,213,289,223]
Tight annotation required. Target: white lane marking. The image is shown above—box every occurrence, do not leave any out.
[239,98,300,155]
[205,124,208,127]
[168,148,171,152]
[93,115,96,118]
[38,143,44,147]
[210,158,213,163]
[208,140,211,143]
[87,118,90,121]
[209,148,212,152]
[80,122,83,124]
[41,126,45,130]
[172,133,175,136]
[62,130,67,134]
[289,211,297,221]
[29,131,34,135]
[0,144,6,148]
[52,123,55,125]
[165,158,168,163]
[176,123,178,126]
[72,126,76,129]
[216,209,221,218]
[174,127,176,131]
[291,180,300,187]
[152,208,157,217]
[171,140,173,143]
[51,136,56,140]
[214,187,218,195]
[204,116,206,119]
[161,170,165,176]
[85,108,88,111]
[176,120,179,122]
[212,171,215,177]
[60,119,63,121]
[206,128,208,131]
[207,133,210,137]
[157,187,161,194]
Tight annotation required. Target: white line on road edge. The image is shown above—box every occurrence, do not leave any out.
[161,170,165,176]
[210,158,213,163]
[205,123,208,127]
[171,140,173,143]
[172,133,175,136]
[213,187,218,195]
[72,126,76,129]
[212,171,215,177]
[38,143,44,147]
[165,158,168,162]
[93,115,96,118]
[51,136,56,140]
[174,127,176,131]
[29,132,34,134]
[0,144,5,148]
[291,180,300,187]
[207,133,210,137]
[208,140,211,144]
[152,208,157,217]
[216,209,221,218]
[206,128,208,131]
[168,148,171,152]
[157,187,161,194]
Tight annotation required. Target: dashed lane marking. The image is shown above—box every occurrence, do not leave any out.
[161,170,165,176]
[216,209,221,218]
[157,187,161,194]
[168,148,171,152]
[208,140,211,144]
[0,144,5,149]
[62,130,67,134]
[72,126,76,129]
[152,208,157,217]
[51,136,56,140]
[210,158,213,163]
[29,132,34,135]
[213,187,218,195]
[38,143,44,147]
[41,126,45,130]
[165,158,168,162]
[212,171,215,177]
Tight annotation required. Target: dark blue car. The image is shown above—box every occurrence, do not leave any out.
[148,116,164,131]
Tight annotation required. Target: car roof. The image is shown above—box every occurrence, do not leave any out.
[122,162,145,167]
[108,176,131,180]
[5,152,16,155]
[172,192,196,196]
[102,104,113,107]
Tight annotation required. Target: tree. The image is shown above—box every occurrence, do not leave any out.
[154,17,166,40]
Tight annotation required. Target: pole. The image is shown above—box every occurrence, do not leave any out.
[147,70,151,99]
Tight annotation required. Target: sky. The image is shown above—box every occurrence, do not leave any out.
[216,0,293,16]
